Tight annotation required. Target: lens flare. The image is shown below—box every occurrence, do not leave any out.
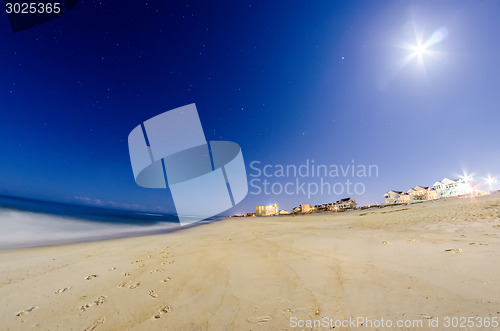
[397,25,448,74]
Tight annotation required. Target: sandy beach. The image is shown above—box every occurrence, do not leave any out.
[1,194,500,330]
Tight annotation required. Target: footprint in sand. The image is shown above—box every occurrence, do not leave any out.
[161,277,171,283]
[108,267,117,271]
[80,296,107,311]
[55,287,71,294]
[129,282,141,289]
[247,316,271,323]
[16,306,38,316]
[84,316,106,331]
[468,242,487,246]
[117,282,127,288]
[85,274,98,280]
[138,264,147,268]
[444,248,463,253]
[148,290,158,298]
[258,316,271,323]
[124,272,130,276]
[153,305,171,319]
[381,241,391,245]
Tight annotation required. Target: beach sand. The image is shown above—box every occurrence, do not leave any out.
[1,194,500,330]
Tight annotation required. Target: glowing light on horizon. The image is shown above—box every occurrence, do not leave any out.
[485,175,497,192]
[460,171,474,184]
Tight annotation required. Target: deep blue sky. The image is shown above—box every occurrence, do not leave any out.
[1,0,499,215]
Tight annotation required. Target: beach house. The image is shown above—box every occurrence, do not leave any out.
[384,190,404,204]
[255,204,278,216]
[433,178,472,198]
[408,186,438,201]
[400,192,410,203]
[336,197,356,210]
[300,204,312,213]
[327,202,340,211]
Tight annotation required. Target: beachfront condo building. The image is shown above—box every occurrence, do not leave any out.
[433,178,472,198]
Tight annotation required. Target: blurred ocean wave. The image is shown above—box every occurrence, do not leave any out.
[0,195,214,249]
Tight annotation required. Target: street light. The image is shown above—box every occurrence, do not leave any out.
[485,175,497,193]
[460,172,473,184]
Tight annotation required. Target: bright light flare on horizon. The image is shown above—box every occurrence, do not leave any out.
[460,171,474,184]
[485,175,498,192]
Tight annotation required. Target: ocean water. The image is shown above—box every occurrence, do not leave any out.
[0,195,214,249]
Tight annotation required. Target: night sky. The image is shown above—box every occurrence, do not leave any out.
[1,0,499,216]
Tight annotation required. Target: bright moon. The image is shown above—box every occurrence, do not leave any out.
[397,26,448,73]
[412,44,427,57]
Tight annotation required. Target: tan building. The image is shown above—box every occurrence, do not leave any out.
[400,192,410,203]
[384,190,404,204]
[255,204,278,216]
[386,186,437,205]
[300,204,312,213]
[408,186,437,201]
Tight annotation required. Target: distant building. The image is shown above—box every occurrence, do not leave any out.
[300,204,312,213]
[384,190,404,204]
[337,197,356,210]
[433,178,472,198]
[314,204,326,212]
[427,189,438,200]
[256,204,278,216]
[326,202,340,211]
[408,186,437,201]
[400,192,410,203]
[278,210,289,215]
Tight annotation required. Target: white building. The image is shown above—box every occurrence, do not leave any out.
[337,197,356,210]
[433,178,472,198]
